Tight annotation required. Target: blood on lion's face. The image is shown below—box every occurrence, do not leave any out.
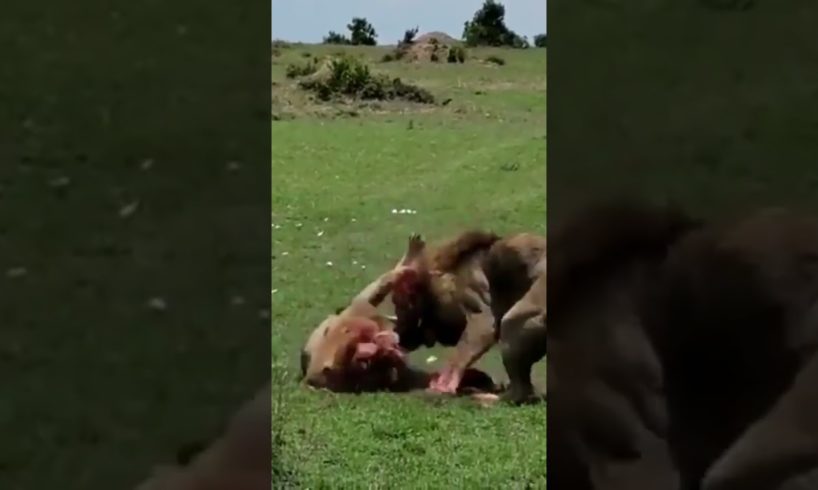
[302,314,408,392]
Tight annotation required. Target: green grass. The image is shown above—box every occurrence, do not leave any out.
[272,43,547,488]
[1,4,271,488]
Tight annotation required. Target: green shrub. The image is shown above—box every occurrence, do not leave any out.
[323,31,350,45]
[534,33,547,48]
[513,35,530,49]
[285,60,318,79]
[447,46,466,63]
[486,55,506,66]
[298,56,370,100]
[298,55,434,104]
[389,78,435,103]
[381,53,396,63]
[391,44,411,61]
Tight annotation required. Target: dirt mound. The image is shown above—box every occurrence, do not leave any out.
[405,32,462,63]
[415,32,459,44]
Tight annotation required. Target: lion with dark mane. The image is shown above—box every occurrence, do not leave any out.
[389,228,547,403]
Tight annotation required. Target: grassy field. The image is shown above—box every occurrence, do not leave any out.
[272,43,547,488]
[1,5,270,487]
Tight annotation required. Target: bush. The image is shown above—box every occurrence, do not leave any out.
[285,60,318,79]
[486,55,506,66]
[389,78,436,103]
[512,35,530,49]
[298,55,434,104]
[534,33,547,48]
[299,56,374,100]
[430,53,439,62]
[323,31,350,45]
[325,17,378,46]
[348,17,377,46]
[447,46,467,63]
[381,53,396,63]
[387,26,420,61]
[462,0,526,48]
[271,39,291,49]
[402,26,419,46]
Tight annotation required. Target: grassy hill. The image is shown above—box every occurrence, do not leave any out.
[272,42,547,488]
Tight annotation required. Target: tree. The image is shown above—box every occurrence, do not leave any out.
[462,0,526,48]
[534,33,547,48]
[514,35,530,49]
[323,31,350,45]
[347,17,377,46]
[401,26,419,46]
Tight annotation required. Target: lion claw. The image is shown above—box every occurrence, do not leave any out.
[407,233,425,253]
[396,233,426,267]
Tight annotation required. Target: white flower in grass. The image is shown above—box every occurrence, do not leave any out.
[6,267,28,279]
[316,231,324,237]
[49,176,71,188]
[426,355,438,364]
[119,200,139,218]
[146,297,167,311]
[326,261,333,267]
